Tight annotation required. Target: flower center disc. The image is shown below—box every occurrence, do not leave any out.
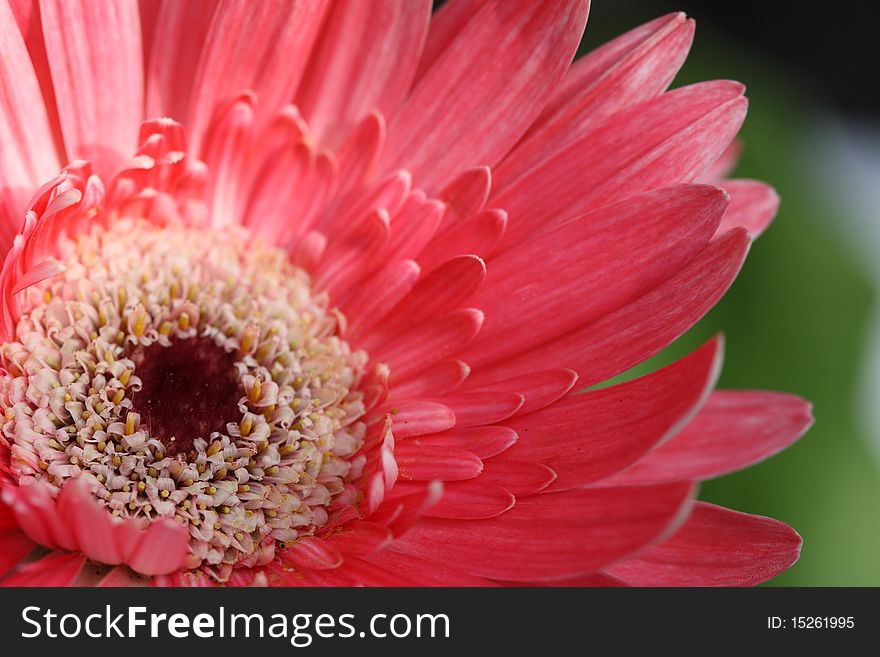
[130,338,242,456]
[0,219,370,580]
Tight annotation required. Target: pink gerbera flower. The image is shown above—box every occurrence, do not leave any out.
[0,0,812,587]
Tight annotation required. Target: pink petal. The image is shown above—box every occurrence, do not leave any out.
[186,0,330,152]
[386,401,456,438]
[280,536,344,571]
[320,520,392,557]
[421,480,515,520]
[126,517,190,576]
[381,0,589,192]
[494,81,746,253]
[439,165,492,224]
[473,459,556,497]
[315,208,391,299]
[0,529,35,578]
[384,192,444,262]
[144,0,216,122]
[504,337,722,490]
[296,0,431,148]
[498,12,695,188]
[419,209,507,271]
[395,443,483,482]
[340,259,421,333]
[468,228,750,388]
[200,92,255,227]
[378,255,486,341]
[607,502,802,586]
[40,0,144,175]
[56,475,123,565]
[371,308,484,381]
[462,184,727,368]
[431,390,524,427]
[335,550,494,586]
[369,481,443,537]
[601,391,813,486]
[1,551,85,586]
[97,566,154,587]
[716,179,780,238]
[468,368,578,416]
[402,425,518,459]
[388,359,471,400]
[0,0,61,245]
[334,111,386,195]
[702,140,742,181]
[394,482,696,581]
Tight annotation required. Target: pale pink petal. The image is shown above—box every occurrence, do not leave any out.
[145,0,216,121]
[40,0,144,175]
[297,0,430,148]
[0,0,61,249]
[381,0,589,192]
[187,0,330,153]
[200,92,255,227]
[334,111,386,195]
[607,502,802,586]
[126,517,191,576]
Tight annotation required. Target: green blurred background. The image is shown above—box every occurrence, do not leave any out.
[580,2,880,585]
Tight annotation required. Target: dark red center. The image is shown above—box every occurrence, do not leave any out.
[129,338,242,456]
